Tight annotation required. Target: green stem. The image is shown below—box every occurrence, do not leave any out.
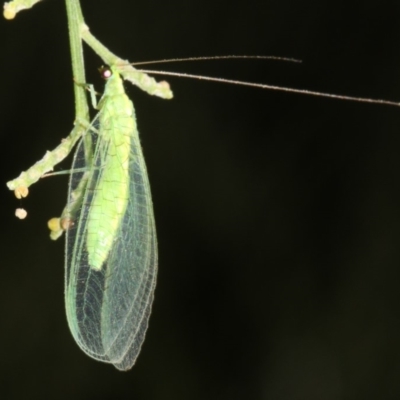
[81,26,173,99]
[5,0,172,193]
[65,0,89,122]
[7,0,91,191]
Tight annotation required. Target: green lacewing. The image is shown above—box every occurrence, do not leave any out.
[62,66,157,371]
[49,59,400,371]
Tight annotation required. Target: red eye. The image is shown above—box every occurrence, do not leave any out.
[99,66,112,80]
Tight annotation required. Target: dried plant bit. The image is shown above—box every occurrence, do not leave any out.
[15,208,27,219]
[48,217,63,240]
[3,0,42,19]
[48,216,74,240]
[61,217,74,231]
[48,217,61,231]
[14,186,29,199]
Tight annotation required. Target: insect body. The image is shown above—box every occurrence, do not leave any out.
[65,66,157,371]
[86,67,132,270]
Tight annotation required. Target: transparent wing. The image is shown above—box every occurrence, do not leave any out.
[65,111,157,371]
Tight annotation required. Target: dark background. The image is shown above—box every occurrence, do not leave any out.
[1,0,400,399]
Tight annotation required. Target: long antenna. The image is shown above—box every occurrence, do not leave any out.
[132,55,302,66]
[138,69,400,108]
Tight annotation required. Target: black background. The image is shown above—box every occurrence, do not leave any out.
[1,1,400,399]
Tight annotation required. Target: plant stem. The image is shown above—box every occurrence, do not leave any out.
[6,0,172,193]
[65,0,89,122]
[81,26,173,99]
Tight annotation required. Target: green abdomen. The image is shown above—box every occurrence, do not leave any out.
[86,87,134,270]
